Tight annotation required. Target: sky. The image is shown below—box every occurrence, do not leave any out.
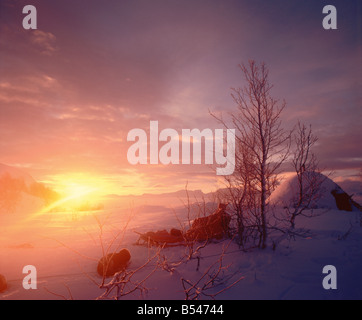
[0,0,361,196]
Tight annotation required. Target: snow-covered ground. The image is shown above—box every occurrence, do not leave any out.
[1,187,361,300]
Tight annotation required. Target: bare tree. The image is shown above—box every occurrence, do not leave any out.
[215,145,259,249]
[212,60,290,249]
[292,122,318,176]
[284,121,325,228]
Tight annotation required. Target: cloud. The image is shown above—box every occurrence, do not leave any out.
[30,30,58,55]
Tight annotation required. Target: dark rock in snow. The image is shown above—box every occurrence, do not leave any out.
[0,274,7,293]
[331,189,353,211]
[97,248,131,277]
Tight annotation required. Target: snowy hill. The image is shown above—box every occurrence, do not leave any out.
[269,172,361,212]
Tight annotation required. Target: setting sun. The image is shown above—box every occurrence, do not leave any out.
[35,172,114,214]
[50,173,110,196]
[62,181,98,201]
